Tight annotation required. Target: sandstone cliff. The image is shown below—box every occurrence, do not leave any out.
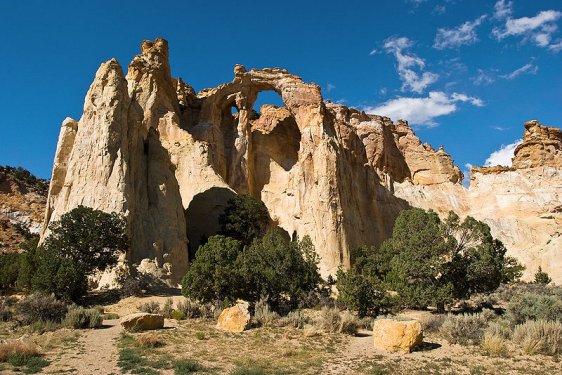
[41,39,561,285]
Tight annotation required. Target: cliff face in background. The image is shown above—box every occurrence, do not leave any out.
[39,38,562,285]
[0,167,47,253]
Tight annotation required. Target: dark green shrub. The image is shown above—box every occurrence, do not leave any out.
[534,267,552,285]
[174,359,203,374]
[182,236,242,304]
[31,206,127,302]
[336,267,384,317]
[43,205,128,272]
[15,294,68,325]
[0,253,23,291]
[506,293,562,325]
[64,306,103,328]
[237,230,321,306]
[31,249,87,302]
[218,194,271,246]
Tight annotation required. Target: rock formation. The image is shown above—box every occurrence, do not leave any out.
[0,166,47,253]
[40,38,562,285]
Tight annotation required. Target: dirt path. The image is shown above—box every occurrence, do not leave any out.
[322,329,376,374]
[46,319,122,374]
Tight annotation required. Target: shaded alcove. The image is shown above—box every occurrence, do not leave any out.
[184,187,236,259]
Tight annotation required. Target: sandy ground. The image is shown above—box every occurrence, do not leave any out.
[45,319,122,374]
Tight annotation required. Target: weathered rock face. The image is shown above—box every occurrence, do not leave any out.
[41,38,561,285]
[373,319,423,353]
[0,167,47,253]
[467,120,562,282]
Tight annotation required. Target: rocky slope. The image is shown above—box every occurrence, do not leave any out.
[0,166,48,253]
[40,38,561,285]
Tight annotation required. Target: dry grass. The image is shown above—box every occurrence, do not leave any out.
[480,333,509,357]
[0,340,40,362]
[512,320,562,355]
[136,333,164,348]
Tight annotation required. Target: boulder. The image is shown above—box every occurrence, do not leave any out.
[121,313,164,331]
[372,318,423,353]
[216,305,251,333]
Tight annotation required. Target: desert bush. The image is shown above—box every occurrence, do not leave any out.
[136,333,163,348]
[512,320,562,355]
[485,318,513,339]
[481,332,509,357]
[161,298,174,318]
[439,311,493,345]
[253,298,279,327]
[339,310,359,335]
[316,306,341,333]
[176,298,200,319]
[506,293,562,325]
[174,358,203,374]
[492,283,562,303]
[419,314,446,333]
[171,310,186,320]
[64,306,103,329]
[15,293,68,325]
[278,309,310,329]
[138,301,161,314]
[0,296,17,321]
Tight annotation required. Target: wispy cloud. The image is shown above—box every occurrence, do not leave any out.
[472,68,497,86]
[492,7,562,50]
[500,63,538,79]
[433,15,487,49]
[383,36,439,93]
[432,5,446,15]
[493,0,513,20]
[364,91,483,127]
[326,83,336,92]
[369,48,378,56]
[484,139,523,166]
[491,126,509,131]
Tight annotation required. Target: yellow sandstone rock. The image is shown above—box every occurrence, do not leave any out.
[373,319,423,353]
[121,313,164,331]
[216,305,251,333]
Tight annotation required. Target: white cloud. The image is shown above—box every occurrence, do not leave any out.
[383,36,439,93]
[433,15,487,49]
[364,91,484,127]
[326,83,336,92]
[472,69,496,86]
[491,126,508,131]
[500,63,538,79]
[484,139,522,166]
[379,87,387,95]
[493,9,562,50]
[549,40,562,52]
[369,48,378,56]
[494,0,513,20]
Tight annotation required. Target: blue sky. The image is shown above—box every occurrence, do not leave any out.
[1,0,561,181]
